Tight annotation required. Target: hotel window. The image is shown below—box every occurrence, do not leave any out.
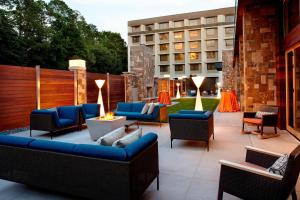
[175,65,184,72]
[207,51,218,59]
[190,64,200,71]
[206,28,217,38]
[189,41,200,49]
[207,63,216,70]
[174,20,184,28]
[146,34,154,42]
[206,16,217,24]
[189,30,200,39]
[132,36,140,43]
[190,52,200,60]
[146,45,154,53]
[206,40,218,49]
[160,54,169,62]
[225,27,234,36]
[159,22,169,29]
[160,44,169,51]
[174,31,184,40]
[225,15,235,23]
[160,65,169,72]
[174,43,184,51]
[175,53,184,61]
[225,39,234,47]
[145,24,154,31]
[189,18,200,26]
[132,26,140,32]
[159,32,169,41]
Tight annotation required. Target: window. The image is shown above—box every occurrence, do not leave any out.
[146,45,154,53]
[190,64,200,71]
[190,52,200,60]
[207,63,216,70]
[207,51,218,59]
[132,36,140,43]
[160,54,169,62]
[160,44,169,51]
[160,65,169,73]
[225,39,234,47]
[206,16,217,24]
[206,28,217,37]
[145,24,154,31]
[132,26,140,32]
[175,65,184,72]
[159,33,169,41]
[189,41,200,49]
[146,34,154,42]
[159,22,169,29]
[189,18,200,26]
[174,43,184,51]
[189,30,200,39]
[175,53,184,61]
[225,15,235,23]
[206,40,218,48]
[174,32,184,40]
[225,27,234,36]
[174,20,184,27]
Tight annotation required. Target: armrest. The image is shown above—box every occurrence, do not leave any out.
[243,112,256,118]
[245,146,282,168]
[30,110,60,129]
[220,160,282,180]
[262,114,278,126]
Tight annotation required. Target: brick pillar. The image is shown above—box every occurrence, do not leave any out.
[77,69,87,105]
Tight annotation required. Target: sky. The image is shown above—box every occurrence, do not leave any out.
[63,0,236,42]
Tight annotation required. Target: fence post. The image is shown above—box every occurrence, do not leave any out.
[35,65,40,109]
[74,70,78,105]
[106,73,110,112]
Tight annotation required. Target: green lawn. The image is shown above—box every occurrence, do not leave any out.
[167,98,220,115]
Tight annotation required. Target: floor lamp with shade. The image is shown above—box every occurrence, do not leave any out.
[192,76,205,111]
[176,82,181,99]
[95,80,105,117]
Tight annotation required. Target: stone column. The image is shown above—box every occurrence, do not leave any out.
[69,59,87,105]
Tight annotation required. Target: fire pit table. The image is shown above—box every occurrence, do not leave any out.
[86,115,126,140]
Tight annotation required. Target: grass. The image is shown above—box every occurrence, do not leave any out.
[167,98,220,115]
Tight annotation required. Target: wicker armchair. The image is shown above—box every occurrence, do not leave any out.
[242,105,279,136]
[218,145,300,200]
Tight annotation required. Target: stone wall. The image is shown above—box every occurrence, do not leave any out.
[222,50,236,91]
[77,69,87,105]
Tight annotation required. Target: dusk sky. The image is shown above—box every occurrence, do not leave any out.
[62,0,236,42]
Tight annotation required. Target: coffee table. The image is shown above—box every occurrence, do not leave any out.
[124,120,139,132]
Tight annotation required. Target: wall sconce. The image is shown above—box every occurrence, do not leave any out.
[95,80,105,117]
[192,76,205,111]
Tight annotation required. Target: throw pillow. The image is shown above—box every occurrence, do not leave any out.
[147,103,155,115]
[96,127,125,146]
[255,111,275,118]
[141,104,149,114]
[268,154,289,175]
[112,128,142,148]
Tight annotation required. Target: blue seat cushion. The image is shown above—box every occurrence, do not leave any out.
[73,144,127,161]
[114,111,142,118]
[0,135,35,147]
[178,110,206,115]
[58,118,75,127]
[85,114,97,119]
[29,140,76,154]
[131,103,145,112]
[168,113,209,120]
[117,103,132,112]
[124,133,157,160]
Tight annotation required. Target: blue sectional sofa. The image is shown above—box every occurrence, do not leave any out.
[114,102,167,125]
[169,110,214,151]
[0,133,159,200]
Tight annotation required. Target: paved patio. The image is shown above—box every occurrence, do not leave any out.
[0,111,299,200]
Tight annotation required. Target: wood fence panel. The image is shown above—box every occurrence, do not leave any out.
[0,65,37,131]
[40,69,74,109]
[109,75,125,110]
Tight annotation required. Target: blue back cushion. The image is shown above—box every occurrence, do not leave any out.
[117,102,132,112]
[29,139,76,154]
[124,133,157,160]
[131,103,145,112]
[82,104,99,116]
[57,106,78,122]
[178,110,206,115]
[73,144,127,161]
[0,135,35,147]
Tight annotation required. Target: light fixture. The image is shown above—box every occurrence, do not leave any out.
[163,74,170,78]
[192,76,205,111]
[217,82,222,99]
[176,82,181,99]
[95,80,105,117]
[68,59,86,70]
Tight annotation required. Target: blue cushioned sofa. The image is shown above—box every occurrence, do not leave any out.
[169,110,214,151]
[114,102,167,126]
[0,133,159,200]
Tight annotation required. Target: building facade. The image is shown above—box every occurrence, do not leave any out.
[127,7,235,87]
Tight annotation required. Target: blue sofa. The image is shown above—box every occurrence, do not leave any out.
[114,102,167,125]
[0,133,159,200]
[169,110,214,151]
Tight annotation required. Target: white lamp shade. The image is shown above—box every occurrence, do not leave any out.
[68,59,86,70]
[176,83,180,87]
[192,76,205,88]
[217,82,221,87]
[95,80,105,88]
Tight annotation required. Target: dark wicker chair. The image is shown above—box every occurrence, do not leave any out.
[218,145,300,200]
[242,105,279,136]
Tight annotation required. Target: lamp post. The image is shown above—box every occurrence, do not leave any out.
[192,76,205,111]
[217,82,222,99]
[176,82,181,99]
[95,80,105,117]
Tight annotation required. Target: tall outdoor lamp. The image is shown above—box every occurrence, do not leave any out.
[192,76,205,111]
[176,82,181,99]
[217,82,222,99]
[95,80,105,117]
